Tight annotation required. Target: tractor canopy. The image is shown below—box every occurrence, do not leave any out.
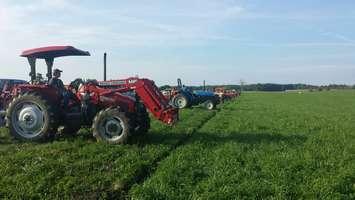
[21,46,90,58]
[20,46,90,82]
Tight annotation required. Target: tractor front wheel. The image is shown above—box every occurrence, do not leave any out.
[172,94,189,109]
[204,100,216,110]
[92,108,130,144]
[6,93,58,142]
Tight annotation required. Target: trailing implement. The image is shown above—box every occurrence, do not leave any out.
[214,87,240,102]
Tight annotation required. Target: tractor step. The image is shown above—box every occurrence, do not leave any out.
[0,110,6,127]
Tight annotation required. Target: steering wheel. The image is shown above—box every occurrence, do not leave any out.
[69,78,84,92]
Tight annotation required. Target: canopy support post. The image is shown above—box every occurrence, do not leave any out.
[27,57,36,83]
[45,58,54,81]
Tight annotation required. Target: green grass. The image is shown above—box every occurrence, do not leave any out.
[1,91,354,199]
[130,91,355,200]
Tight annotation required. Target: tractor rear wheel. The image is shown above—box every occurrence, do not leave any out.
[6,93,58,142]
[172,94,189,109]
[204,100,215,110]
[92,108,130,144]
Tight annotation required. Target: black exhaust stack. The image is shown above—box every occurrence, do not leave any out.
[104,52,107,81]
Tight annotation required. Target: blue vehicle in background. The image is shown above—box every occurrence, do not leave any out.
[168,78,219,110]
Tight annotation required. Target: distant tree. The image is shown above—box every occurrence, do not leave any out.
[180,83,352,92]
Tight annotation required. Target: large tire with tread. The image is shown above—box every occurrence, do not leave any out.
[92,108,130,144]
[204,100,216,110]
[172,94,189,109]
[6,93,58,142]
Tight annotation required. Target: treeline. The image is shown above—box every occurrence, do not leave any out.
[161,84,355,92]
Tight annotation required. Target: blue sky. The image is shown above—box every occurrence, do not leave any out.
[0,0,354,86]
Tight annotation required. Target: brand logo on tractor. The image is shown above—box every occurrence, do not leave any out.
[99,80,126,86]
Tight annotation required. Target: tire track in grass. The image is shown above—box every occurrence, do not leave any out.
[129,97,282,199]
[118,106,223,198]
[128,99,260,199]
[125,101,238,198]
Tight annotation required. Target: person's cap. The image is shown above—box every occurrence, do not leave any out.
[53,68,63,73]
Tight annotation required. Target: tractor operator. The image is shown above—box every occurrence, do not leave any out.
[49,68,70,109]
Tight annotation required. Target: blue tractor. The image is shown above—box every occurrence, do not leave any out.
[170,78,219,110]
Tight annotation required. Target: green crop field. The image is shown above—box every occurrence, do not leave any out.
[0,91,354,199]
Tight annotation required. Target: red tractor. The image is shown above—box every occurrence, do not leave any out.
[214,87,240,102]
[3,46,178,144]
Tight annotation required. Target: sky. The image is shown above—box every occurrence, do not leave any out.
[0,0,354,86]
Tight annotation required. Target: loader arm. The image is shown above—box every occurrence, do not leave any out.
[99,77,178,125]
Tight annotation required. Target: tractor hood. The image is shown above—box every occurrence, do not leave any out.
[21,46,90,59]
[193,90,215,97]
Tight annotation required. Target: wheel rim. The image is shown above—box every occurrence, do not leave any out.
[175,96,187,108]
[99,117,125,141]
[12,102,46,139]
[207,102,213,110]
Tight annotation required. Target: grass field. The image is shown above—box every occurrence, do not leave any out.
[0,91,354,199]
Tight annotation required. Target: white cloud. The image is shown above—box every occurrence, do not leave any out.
[0,0,246,83]
[0,0,245,48]
[321,31,355,43]
[233,42,355,47]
